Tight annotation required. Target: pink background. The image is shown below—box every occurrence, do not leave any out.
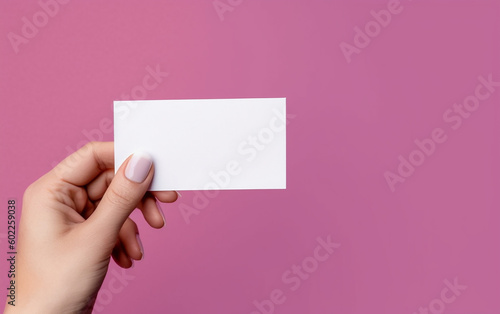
[1,0,500,313]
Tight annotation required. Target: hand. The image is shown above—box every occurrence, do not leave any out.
[4,141,178,313]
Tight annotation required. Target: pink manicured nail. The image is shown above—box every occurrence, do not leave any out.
[136,234,144,260]
[125,152,153,183]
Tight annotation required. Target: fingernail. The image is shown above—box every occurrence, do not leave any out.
[136,234,144,260]
[176,191,182,198]
[125,152,153,183]
[156,199,167,228]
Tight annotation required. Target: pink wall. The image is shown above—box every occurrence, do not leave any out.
[1,0,499,313]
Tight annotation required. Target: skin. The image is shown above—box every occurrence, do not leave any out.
[4,141,178,313]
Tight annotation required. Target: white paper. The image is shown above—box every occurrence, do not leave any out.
[114,98,286,191]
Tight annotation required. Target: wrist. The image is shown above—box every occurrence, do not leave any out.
[4,296,70,314]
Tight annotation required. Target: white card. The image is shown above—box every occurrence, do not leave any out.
[114,98,286,191]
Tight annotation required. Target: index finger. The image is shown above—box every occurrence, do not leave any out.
[50,141,115,186]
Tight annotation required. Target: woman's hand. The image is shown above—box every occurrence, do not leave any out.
[4,141,177,313]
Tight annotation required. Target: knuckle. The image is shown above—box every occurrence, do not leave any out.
[78,141,97,160]
[23,183,35,201]
[22,179,43,209]
[85,141,98,150]
[105,184,132,208]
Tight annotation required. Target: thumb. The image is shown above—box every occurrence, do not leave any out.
[87,152,154,235]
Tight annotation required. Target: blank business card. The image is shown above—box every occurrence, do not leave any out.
[114,98,286,191]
